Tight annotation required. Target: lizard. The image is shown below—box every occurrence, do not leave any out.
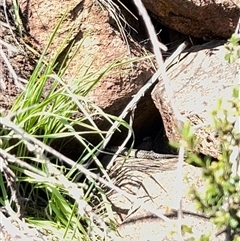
[105,146,178,160]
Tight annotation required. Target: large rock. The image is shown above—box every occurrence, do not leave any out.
[106,156,225,240]
[142,0,240,38]
[17,0,162,156]
[151,40,239,158]
[19,0,154,114]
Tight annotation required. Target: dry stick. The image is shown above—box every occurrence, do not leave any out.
[132,1,186,239]
[0,37,6,91]
[0,42,24,90]
[2,0,24,90]
[175,145,185,239]
[1,117,172,224]
[234,16,240,34]
[0,39,18,51]
[84,41,187,171]
[106,109,135,170]
[0,147,48,177]
[103,42,187,143]
[132,0,186,125]
[2,159,24,218]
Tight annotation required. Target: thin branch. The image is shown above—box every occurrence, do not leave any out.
[132,0,186,126]
[175,145,185,240]
[0,148,47,177]
[2,158,24,219]
[106,108,135,170]
[131,2,187,240]
[0,41,24,90]
[234,16,240,34]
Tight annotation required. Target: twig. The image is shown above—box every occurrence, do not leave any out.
[175,145,185,240]
[1,158,24,219]
[0,40,24,90]
[103,42,187,146]
[0,37,5,90]
[106,109,135,170]
[234,16,240,35]
[132,1,187,240]
[132,0,186,127]
[0,147,47,177]
[1,0,25,90]
[0,39,18,52]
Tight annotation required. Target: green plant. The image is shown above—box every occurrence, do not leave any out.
[225,33,240,64]
[0,9,136,240]
[193,87,240,240]
[175,34,240,240]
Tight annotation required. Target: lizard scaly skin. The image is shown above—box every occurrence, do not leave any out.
[105,146,178,160]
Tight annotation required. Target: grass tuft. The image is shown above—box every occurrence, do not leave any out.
[0,8,133,240]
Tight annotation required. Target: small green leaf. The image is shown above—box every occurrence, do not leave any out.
[182,224,193,234]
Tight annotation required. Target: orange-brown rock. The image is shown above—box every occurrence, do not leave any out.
[19,0,154,113]
[17,0,161,156]
[142,0,240,38]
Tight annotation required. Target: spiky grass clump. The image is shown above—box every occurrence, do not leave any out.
[0,9,132,240]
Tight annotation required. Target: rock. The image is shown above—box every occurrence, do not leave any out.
[18,0,154,115]
[106,157,180,223]
[151,40,239,158]
[106,156,225,240]
[18,0,161,156]
[142,0,240,38]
